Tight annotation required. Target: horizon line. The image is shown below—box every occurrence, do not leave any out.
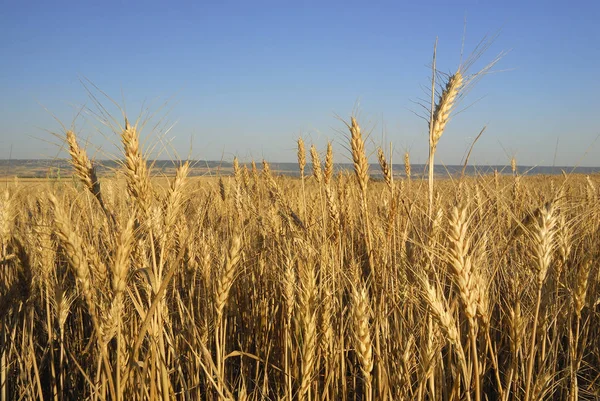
[0,158,599,170]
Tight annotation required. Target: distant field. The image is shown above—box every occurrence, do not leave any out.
[2,158,600,179]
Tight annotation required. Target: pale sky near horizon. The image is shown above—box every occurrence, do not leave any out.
[1,1,598,166]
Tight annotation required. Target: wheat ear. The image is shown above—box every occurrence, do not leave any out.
[66,130,114,224]
[310,144,322,184]
[524,201,556,401]
[448,205,482,401]
[377,147,392,190]
[297,137,306,178]
[324,141,334,187]
[427,65,463,215]
[348,117,374,276]
[350,117,369,194]
[48,194,94,311]
[298,259,317,401]
[352,285,373,401]
[121,119,152,218]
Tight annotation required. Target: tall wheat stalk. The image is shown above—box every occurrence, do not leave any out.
[425,37,504,215]
[347,117,374,276]
[298,138,307,220]
[352,285,373,401]
[447,205,481,401]
[214,232,242,397]
[427,56,463,215]
[65,130,115,226]
[524,202,556,401]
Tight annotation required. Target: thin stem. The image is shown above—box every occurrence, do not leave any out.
[524,286,543,401]
[428,38,438,217]
[470,325,481,401]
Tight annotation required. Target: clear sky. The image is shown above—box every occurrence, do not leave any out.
[1,0,599,166]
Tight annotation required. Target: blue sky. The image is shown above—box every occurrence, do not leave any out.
[1,0,599,166]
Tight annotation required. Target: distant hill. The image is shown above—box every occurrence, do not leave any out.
[1,159,599,178]
[0,159,231,178]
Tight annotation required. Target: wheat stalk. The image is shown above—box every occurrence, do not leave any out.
[404,151,411,182]
[352,285,373,401]
[298,258,317,401]
[447,205,481,401]
[214,233,242,319]
[377,147,392,191]
[121,120,152,218]
[349,117,369,194]
[65,130,115,225]
[310,144,322,185]
[427,67,463,215]
[430,71,463,151]
[324,141,334,187]
[419,275,471,398]
[347,117,374,276]
[297,138,306,178]
[524,201,556,401]
[48,194,95,311]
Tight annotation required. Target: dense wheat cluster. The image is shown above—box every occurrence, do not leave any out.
[0,117,599,401]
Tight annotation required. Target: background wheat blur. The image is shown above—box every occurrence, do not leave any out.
[1,48,599,401]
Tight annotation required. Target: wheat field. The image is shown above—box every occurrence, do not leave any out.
[1,49,599,400]
[0,115,599,401]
